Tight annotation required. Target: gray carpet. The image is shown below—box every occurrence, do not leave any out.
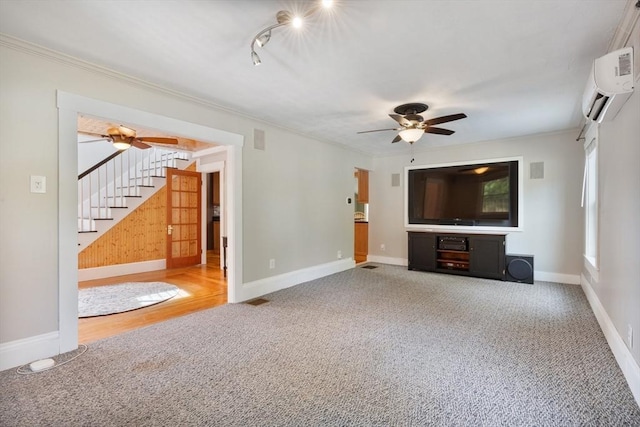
[78,282,179,317]
[2,265,639,426]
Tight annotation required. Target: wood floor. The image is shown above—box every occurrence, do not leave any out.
[78,251,227,344]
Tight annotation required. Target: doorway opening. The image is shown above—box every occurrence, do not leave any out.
[75,118,229,343]
[354,168,369,264]
[58,91,244,353]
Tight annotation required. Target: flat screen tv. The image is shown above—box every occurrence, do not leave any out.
[407,159,520,228]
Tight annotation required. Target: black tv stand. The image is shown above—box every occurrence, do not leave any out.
[408,231,506,280]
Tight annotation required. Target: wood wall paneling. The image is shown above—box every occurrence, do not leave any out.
[78,186,167,268]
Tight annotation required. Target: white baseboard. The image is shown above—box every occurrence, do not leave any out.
[366,255,408,266]
[535,271,581,285]
[0,331,60,371]
[581,274,640,406]
[237,258,355,303]
[78,259,166,281]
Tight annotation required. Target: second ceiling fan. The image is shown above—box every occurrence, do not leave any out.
[79,125,179,150]
[358,103,467,144]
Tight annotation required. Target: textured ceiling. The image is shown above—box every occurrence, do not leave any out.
[0,0,628,156]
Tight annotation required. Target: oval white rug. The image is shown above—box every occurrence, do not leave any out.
[78,282,179,318]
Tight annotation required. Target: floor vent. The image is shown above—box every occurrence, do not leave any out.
[246,298,269,306]
[361,265,378,270]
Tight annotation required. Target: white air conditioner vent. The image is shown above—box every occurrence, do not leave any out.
[582,47,634,123]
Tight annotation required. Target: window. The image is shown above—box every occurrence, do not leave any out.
[482,177,509,213]
[582,124,598,274]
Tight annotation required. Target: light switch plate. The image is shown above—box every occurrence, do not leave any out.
[30,175,46,193]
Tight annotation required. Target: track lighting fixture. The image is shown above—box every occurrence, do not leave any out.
[250,0,333,66]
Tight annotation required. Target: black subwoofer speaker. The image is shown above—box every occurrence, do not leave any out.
[505,255,534,284]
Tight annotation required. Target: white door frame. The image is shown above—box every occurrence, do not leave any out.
[57,91,244,353]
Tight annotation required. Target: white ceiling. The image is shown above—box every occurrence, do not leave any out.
[0,0,628,156]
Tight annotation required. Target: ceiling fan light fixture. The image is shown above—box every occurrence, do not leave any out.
[358,103,467,146]
[111,134,132,150]
[113,140,131,150]
[399,128,424,143]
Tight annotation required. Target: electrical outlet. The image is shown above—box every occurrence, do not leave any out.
[269,259,275,269]
[628,324,633,349]
[337,250,342,259]
[30,175,46,193]
[380,244,386,251]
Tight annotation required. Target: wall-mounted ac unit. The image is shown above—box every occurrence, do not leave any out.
[582,47,634,123]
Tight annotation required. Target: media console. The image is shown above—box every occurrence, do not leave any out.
[407,231,506,280]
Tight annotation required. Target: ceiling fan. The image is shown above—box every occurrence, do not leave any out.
[79,125,179,150]
[358,103,467,144]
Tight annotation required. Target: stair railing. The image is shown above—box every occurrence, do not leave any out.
[78,147,188,233]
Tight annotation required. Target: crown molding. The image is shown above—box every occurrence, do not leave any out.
[0,33,235,111]
[0,33,372,159]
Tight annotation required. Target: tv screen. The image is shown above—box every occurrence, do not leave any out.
[407,160,519,227]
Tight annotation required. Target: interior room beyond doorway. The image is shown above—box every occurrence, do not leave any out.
[78,260,227,343]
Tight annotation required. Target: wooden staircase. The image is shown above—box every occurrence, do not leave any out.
[78,147,191,251]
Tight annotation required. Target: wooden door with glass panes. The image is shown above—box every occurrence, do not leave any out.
[166,169,202,268]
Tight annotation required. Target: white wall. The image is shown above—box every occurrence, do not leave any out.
[241,125,368,283]
[368,129,585,283]
[0,38,371,368]
[582,19,640,369]
[595,84,640,368]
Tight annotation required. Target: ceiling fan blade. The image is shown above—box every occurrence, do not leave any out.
[131,139,152,150]
[389,114,411,127]
[391,134,402,143]
[138,137,179,144]
[424,113,467,126]
[78,130,109,138]
[78,137,111,143]
[357,128,399,134]
[425,127,455,135]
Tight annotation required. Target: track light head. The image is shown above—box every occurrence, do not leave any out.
[291,16,303,28]
[276,10,293,24]
[255,30,271,48]
[251,50,261,66]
